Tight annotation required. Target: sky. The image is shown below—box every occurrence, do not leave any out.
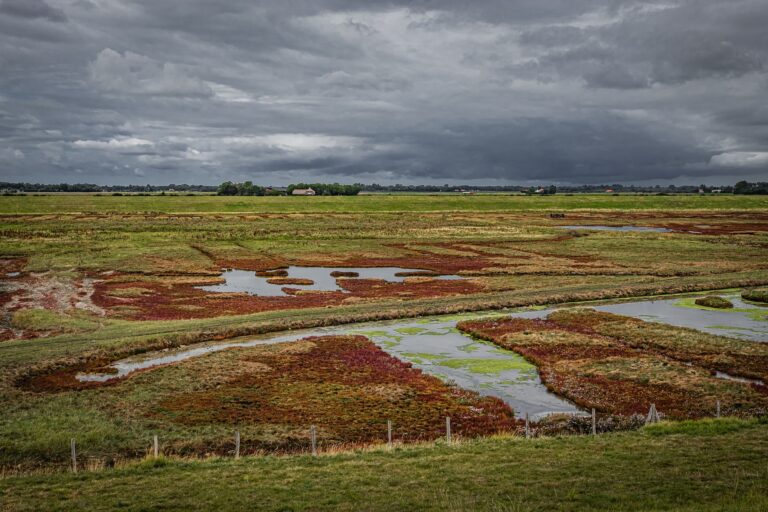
[1,0,768,186]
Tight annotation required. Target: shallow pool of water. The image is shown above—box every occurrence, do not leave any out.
[510,293,767,341]
[595,294,768,342]
[197,266,462,297]
[556,225,670,232]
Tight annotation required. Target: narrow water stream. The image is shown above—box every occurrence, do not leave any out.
[76,291,767,418]
[78,309,579,419]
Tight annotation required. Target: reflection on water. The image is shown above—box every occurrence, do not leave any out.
[509,294,767,342]
[347,318,580,419]
[197,266,463,297]
[595,294,767,342]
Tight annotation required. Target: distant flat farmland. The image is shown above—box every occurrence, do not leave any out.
[0,193,767,214]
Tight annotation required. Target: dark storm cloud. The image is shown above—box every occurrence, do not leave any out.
[0,0,66,22]
[528,2,767,89]
[1,0,767,184]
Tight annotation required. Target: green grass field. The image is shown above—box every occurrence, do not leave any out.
[1,193,767,214]
[1,419,766,511]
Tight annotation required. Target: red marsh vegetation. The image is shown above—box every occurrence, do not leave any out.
[458,311,768,419]
[92,273,485,321]
[146,335,517,452]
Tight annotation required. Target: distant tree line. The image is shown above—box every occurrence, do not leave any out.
[3,180,765,195]
[216,181,275,196]
[215,182,363,196]
[0,182,217,193]
[361,183,735,193]
[733,181,768,194]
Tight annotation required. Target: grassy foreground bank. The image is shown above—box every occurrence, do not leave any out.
[1,418,766,511]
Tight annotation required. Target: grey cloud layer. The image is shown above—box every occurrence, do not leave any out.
[1,0,767,184]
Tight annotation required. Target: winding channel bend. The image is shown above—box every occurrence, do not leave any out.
[77,292,767,419]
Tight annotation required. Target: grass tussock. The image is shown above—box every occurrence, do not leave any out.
[742,288,768,303]
[694,295,734,308]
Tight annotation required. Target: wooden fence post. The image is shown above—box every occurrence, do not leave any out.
[645,403,660,425]
[525,413,530,439]
[310,425,317,456]
[445,417,452,445]
[591,408,597,436]
[716,400,721,418]
[235,431,241,459]
[387,420,392,449]
[70,438,77,474]
[153,435,159,458]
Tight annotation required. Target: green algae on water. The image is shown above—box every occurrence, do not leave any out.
[401,352,448,361]
[395,327,428,335]
[437,358,535,375]
[457,342,482,353]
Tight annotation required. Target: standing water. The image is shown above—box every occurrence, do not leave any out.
[76,292,766,417]
[77,310,580,419]
[197,266,463,297]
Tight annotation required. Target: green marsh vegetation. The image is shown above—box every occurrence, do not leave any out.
[1,194,768,507]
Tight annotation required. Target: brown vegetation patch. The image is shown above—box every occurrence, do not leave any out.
[214,257,286,272]
[402,276,437,284]
[265,277,314,285]
[338,276,484,299]
[151,335,516,449]
[661,222,768,235]
[19,358,117,392]
[255,269,289,277]
[330,271,359,278]
[0,258,26,274]
[303,242,499,274]
[0,288,19,309]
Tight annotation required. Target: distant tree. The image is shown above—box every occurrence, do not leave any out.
[239,181,254,196]
[217,181,238,195]
[733,181,768,194]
